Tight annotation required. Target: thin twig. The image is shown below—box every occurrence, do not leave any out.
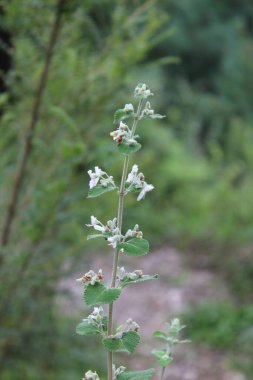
[1,0,66,246]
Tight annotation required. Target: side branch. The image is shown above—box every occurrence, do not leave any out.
[1,0,65,246]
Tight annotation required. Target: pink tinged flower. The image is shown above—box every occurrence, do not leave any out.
[137,183,154,201]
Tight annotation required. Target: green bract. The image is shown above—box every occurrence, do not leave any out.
[117,142,141,156]
[117,368,155,380]
[84,283,121,306]
[114,109,134,124]
[103,331,140,354]
[120,274,158,288]
[87,184,116,198]
[117,238,149,256]
[76,320,100,336]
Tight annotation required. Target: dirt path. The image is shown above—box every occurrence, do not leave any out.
[60,245,246,380]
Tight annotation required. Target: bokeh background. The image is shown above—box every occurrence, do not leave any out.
[0,0,253,379]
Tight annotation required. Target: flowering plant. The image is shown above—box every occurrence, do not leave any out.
[76,84,187,380]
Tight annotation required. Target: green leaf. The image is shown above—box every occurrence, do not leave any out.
[153,330,167,340]
[76,320,100,336]
[117,142,141,156]
[120,274,158,288]
[114,109,133,123]
[117,238,149,256]
[84,283,121,306]
[87,184,116,198]
[122,331,140,353]
[152,349,173,367]
[87,232,112,241]
[117,368,155,380]
[103,336,123,351]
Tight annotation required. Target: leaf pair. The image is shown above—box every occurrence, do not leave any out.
[103,331,140,353]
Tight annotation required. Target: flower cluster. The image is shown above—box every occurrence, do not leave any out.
[88,166,115,189]
[86,216,122,248]
[125,224,143,239]
[76,269,103,285]
[114,318,140,339]
[82,370,100,380]
[123,103,134,113]
[112,365,126,380]
[85,306,104,326]
[134,83,153,99]
[141,101,154,117]
[110,121,139,146]
[116,267,143,281]
[126,164,154,201]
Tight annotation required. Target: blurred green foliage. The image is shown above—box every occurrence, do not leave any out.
[183,302,253,377]
[0,0,253,379]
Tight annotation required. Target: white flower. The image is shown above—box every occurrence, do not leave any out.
[100,176,114,187]
[86,216,106,232]
[107,234,121,248]
[87,166,105,189]
[123,103,134,112]
[113,365,126,379]
[76,269,103,286]
[134,83,153,99]
[137,183,154,201]
[127,164,139,182]
[87,167,115,189]
[83,370,100,380]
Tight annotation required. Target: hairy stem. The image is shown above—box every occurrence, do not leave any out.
[160,366,166,380]
[107,99,142,380]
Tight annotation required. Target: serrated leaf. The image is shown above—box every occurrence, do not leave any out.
[76,320,100,336]
[120,274,158,288]
[87,184,116,198]
[103,336,123,351]
[114,109,133,123]
[117,238,149,256]
[117,142,141,156]
[84,283,121,306]
[117,368,155,380]
[122,331,140,353]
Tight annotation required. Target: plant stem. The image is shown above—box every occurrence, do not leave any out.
[1,0,66,247]
[107,99,142,380]
[160,366,166,380]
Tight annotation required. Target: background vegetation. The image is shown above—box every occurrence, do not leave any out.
[0,0,253,379]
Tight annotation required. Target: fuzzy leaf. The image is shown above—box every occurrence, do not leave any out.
[122,331,140,353]
[117,238,149,256]
[117,368,155,380]
[114,109,133,123]
[117,142,141,156]
[76,320,100,336]
[153,330,167,340]
[120,274,158,288]
[84,283,121,306]
[144,114,165,119]
[152,349,173,366]
[102,336,123,351]
[87,184,116,198]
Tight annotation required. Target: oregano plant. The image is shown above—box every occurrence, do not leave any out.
[76,84,187,380]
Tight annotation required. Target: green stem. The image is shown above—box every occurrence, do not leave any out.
[160,366,166,380]
[107,99,142,380]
